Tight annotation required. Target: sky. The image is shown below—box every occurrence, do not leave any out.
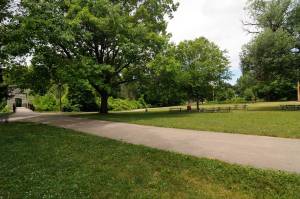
[167,0,253,84]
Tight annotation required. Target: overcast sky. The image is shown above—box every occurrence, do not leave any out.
[167,0,253,84]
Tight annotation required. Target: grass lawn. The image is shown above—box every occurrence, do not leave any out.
[140,101,300,112]
[0,113,9,117]
[77,110,300,139]
[0,123,300,198]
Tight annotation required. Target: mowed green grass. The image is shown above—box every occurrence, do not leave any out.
[1,123,300,198]
[142,101,300,112]
[78,110,300,139]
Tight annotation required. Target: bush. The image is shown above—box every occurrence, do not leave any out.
[208,97,249,104]
[0,101,6,111]
[62,103,80,112]
[32,94,59,111]
[67,82,99,112]
[31,84,85,112]
[224,97,248,104]
[0,103,11,113]
[244,88,256,101]
[108,97,146,111]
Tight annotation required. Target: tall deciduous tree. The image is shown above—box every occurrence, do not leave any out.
[240,0,300,101]
[244,0,294,33]
[0,0,10,103]
[19,0,178,113]
[176,37,230,110]
[139,45,186,106]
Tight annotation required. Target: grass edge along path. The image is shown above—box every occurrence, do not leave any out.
[75,110,300,139]
[0,122,300,198]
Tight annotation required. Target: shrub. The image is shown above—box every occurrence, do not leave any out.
[224,97,248,104]
[0,101,6,111]
[67,82,99,112]
[31,84,85,112]
[108,97,146,111]
[0,103,11,113]
[32,94,59,111]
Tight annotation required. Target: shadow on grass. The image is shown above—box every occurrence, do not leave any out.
[74,111,199,122]
[0,113,11,123]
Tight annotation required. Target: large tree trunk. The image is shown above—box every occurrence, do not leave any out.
[297,81,300,102]
[100,91,109,114]
[0,67,3,83]
[196,99,200,111]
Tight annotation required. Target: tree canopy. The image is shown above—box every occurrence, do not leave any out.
[0,0,11,103]
[17,0,178,113]
[239,0,300,101]
[177,38,230,109]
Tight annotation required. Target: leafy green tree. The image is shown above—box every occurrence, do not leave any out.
[139,46,186,106]
[0,0,10,103]
[67,81,99,112]
[236,72,258,101]
[19,0,178,113]
[244,0,294,33]
[176,37,230,110]
[240,0,300,101]
[214,83,236,102]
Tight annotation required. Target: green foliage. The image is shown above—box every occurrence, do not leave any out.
[224,97,249,104]
[31,84,71,112]
[176,37,230,106]
[32,94,59,112]
[0,82,7,104]
[241,29,296,81]
[140,46,186,106]
[245,0,293,32]
[243,88,256,101]
[108,97,145,111]
[0,103,10,113]
[17,0,178,113]
[214,83,236,102]
[0,0,9,103]
[255,79,296,101]
[67,81,99,112]
[240,0,300,101]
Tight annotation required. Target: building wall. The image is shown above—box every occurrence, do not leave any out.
[7,88,29,108]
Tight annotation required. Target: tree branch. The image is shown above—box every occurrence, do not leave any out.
[115,62,131,75]
[58,44,72,59]
[113,77,137,86]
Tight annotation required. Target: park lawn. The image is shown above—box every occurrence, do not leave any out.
[0,123,300,198]
[144,101,300,112]
[0,113,9,117]
[77,110,300,138]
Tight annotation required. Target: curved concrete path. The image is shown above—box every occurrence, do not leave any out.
[20,114,300,174]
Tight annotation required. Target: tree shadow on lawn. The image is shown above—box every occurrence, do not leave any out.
[0,113,10,123]
[76,111,198,122]
[74,110,248,124]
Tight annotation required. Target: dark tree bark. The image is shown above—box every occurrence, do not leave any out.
[100,91,109,114]
[89,82,110,114]
[196,99,200,111]
[0,67,3,83]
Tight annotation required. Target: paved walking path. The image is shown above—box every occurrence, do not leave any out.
[19,113,300,174]
[8,107,40,121]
